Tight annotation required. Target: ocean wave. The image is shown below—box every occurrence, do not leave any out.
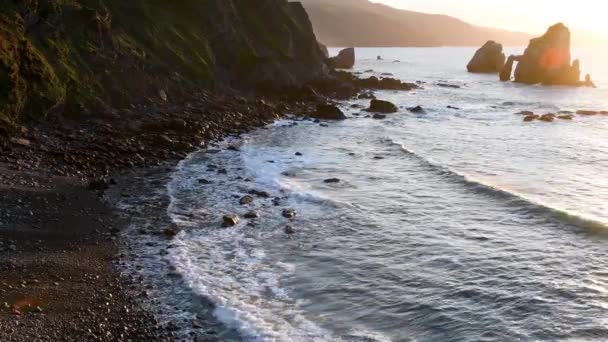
[162,146,337,341]
[384,138,608,232]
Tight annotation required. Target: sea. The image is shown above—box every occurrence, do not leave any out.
[121,47,608,341]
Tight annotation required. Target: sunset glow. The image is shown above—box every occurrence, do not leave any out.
[372,0,608,44]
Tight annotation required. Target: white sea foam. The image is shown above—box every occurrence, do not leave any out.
[163,142,334,341]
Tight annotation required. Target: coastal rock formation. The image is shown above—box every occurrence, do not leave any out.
[313,104,347,120]
[467,41,506,73]
[513,23,592,86]
[318,42,330,58]
[0,0,329,127]
[368,100,398,113]
[500,55,521,81]
[327,48,356,69]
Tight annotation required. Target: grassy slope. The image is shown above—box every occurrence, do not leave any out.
[0,0,325,128]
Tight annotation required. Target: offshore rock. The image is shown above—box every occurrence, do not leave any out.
[368,99,398,113]
[327,48,355,69]
[467,41,506,73]
[514,23,592,86]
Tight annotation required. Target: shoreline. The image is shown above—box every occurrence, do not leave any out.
[0,165,172,341]
[0,92,315,341]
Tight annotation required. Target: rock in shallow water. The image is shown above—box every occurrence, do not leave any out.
[324,178,341,184]
[312,104,347,120]
[239,195,254,205]
[539,113,556,122]
[408,105,425,113]
[244,211,260,219]
[282,209,297,219]
[222,214,240,227]
[284,225,296,234]
[523,114,540,122]
[368,99,398,113]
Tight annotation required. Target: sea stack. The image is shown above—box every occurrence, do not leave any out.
[327,47,355,69]
[467,41,506,73]
[513,23,592,86]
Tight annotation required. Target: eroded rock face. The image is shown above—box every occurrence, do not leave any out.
[327,48,355,69]
[467,41,506,73]
[514,23,590,86]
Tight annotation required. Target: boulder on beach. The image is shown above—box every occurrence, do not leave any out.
[513,23,592,86]
[312,104,347,120]
[467,41,506,73]
[327,47,355,69]
[368,99,398,113]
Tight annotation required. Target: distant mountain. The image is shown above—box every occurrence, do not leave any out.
[299,0,533,47]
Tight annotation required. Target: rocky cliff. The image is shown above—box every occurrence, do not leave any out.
[0,0,328,128]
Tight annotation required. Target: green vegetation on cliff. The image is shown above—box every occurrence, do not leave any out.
[0,0,326,128]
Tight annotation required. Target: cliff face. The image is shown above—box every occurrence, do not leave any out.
[0,0,327,126]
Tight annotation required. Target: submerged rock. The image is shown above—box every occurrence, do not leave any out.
[249,189,271,198]
[467,41,506,73]
[539,113,556,122]
[244,211,260,219]
[407,105,425,113]
[557,114,574,120]
[368,99,398,113]
[284,225,296,234]
[239,195,254,205]
[324,178,341,184]
[327,47,355,69]
[162,224,180,238]
[358,92,376,100]
[372,113,386,120]
[576,110,599,116]
[523,114,539,122]
[312,104,347,120]
[437,83,460,89]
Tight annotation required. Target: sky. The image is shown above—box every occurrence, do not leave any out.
[371,0,608,38]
